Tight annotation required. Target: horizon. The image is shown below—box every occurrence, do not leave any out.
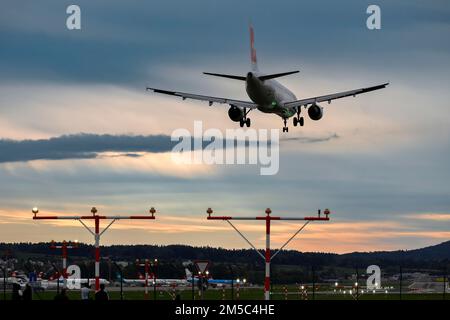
[2,238,449,256]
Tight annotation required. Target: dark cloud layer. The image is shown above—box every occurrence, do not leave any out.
[0,133,338,163]
[1,0,449,86]
[281,133,339,143]
[0,134,174,163]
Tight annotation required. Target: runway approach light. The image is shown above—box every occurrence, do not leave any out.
[32,207,39,216]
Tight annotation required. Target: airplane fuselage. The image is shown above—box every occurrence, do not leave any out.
[245,72,297,119]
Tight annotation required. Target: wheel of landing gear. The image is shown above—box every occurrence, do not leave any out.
[299,117,304,127]
[246,118,251,127]
[239,119,245,127]
[293,117,298,127]
[285,127,289,132]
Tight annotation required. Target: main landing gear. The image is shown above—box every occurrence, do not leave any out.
[239,118,251,128]
[293,116,304,127]
[293,108,304,127]
[239,107,251,128]
[282,107,304,132]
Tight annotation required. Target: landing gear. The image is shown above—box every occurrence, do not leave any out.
[293,116,304,127]
[239,108,252,128]
[239,117,251,128]
[293,107,304,127]
[282,118,289,132]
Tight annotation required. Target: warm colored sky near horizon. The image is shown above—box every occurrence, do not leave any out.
[1,0,450,254]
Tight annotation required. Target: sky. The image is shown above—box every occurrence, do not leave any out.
[0,0,450,254]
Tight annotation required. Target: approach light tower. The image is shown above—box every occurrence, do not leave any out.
[50,240,78,278]
[136,258,158,300]
[32,206,156,291]
[207,207,331,300]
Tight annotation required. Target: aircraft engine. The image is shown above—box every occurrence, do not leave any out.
[228,106,244,122]
[308,103,323,121]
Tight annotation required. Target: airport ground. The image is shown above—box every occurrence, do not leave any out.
[2,285,449,301]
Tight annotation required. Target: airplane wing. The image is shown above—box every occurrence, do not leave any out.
[146,87,258,109]
[283,83,389,109]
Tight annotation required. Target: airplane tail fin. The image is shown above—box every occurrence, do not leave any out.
[249,24,259,71]
[185,268,193,279]
[203,25,299,81]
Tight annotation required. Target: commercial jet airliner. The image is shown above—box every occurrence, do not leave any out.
[147,26,388,132]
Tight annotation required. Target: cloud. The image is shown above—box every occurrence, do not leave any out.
[0,132,338,164]
[406,213,450,221]
[280,133,339,143]
[0,134,175,163]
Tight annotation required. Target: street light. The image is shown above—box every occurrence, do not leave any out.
[152,258,158,301]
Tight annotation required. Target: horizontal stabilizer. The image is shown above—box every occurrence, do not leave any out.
[203,72,246,81]
[258,70,299,81]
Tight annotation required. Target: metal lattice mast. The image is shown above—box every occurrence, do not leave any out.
[32,206,156,291]
[207,207,331,300]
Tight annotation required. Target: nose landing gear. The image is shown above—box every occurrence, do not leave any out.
[282,118,289,132]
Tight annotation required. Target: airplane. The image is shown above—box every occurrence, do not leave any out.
[39,277,110,289]
[1,270,110,290]
[146,25,389,132]
[184,268,234,288]
[121,274,187,287]
[0,273,29,287]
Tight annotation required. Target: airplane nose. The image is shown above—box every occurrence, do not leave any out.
[247,72,253,79]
